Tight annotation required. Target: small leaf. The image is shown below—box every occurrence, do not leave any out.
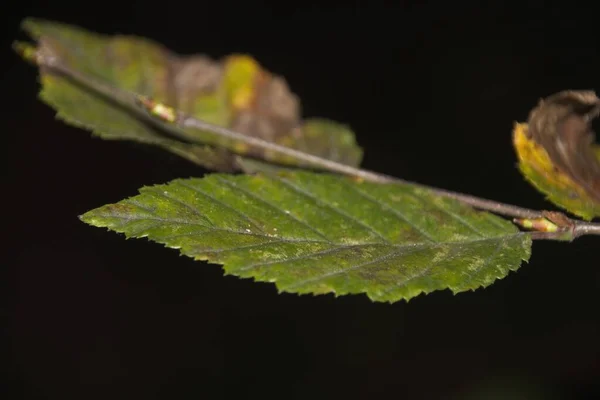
[514,90,600,220]
[514,123,600,221]
[17,18,363,170]
[81,171,531,303]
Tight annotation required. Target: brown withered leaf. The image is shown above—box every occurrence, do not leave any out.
[514,90,600,219]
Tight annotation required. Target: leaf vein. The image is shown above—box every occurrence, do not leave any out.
[378,246,464,298]
[457,237,507,288]
[215,176,333,243]
[238,243,392,272]
[273,175,392,243]
[143,187,216,227]
[283,234,523,291]
[344,181,438,243]
[284,245,428,290]
[411,190,486,237]
[175,180,266,235]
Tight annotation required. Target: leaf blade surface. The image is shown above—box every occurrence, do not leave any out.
[82,171,531,302]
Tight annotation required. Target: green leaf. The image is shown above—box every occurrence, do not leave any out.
[81,171,531,303]
[17,18,363,171]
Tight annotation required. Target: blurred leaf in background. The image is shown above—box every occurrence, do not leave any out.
[16,18,363,171]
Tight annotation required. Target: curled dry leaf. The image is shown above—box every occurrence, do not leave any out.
[16,18,363,171]
[513,90,600,220]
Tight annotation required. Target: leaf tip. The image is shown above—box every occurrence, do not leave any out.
[78,211,97,226]
[20,17,45,38]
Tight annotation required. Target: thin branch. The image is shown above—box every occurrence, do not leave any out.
[25,49,600,240]
[572,222,600,238]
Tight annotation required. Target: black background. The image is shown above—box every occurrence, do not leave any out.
[3,1,599,399]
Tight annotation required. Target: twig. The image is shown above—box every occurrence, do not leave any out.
[22,48,600,240]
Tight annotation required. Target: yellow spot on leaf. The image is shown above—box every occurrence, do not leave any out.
[513,123,565,180]
[224,55,260,111]
[233,141,249,154]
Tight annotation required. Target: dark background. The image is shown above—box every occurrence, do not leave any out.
[2,1,599,399]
